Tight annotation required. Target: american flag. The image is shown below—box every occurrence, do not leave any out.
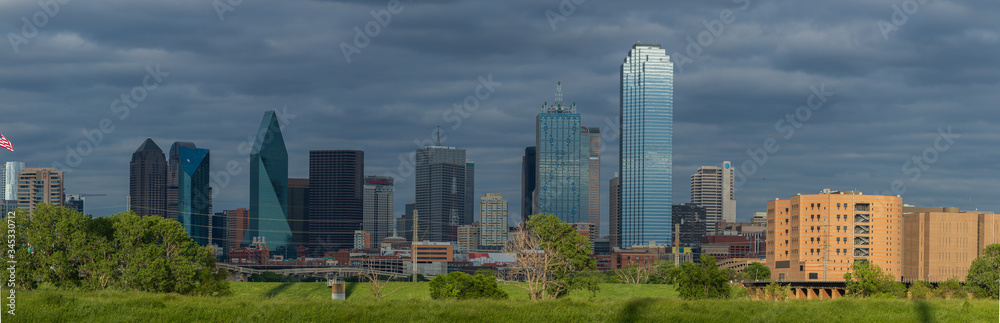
[0,134,12,152]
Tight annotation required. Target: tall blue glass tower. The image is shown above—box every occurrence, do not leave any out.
[169,143,210,246]
[535,82,589,224]
[620,42,673,247]
[245,110,294,259]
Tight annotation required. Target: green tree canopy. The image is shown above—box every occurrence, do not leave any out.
[14,204,230,296]
[675,255,731,300]
[966,243,1000,299]
[843,260,904,298]
[526,214,598,298]
[742,262,771,282]
[429,272,508,300]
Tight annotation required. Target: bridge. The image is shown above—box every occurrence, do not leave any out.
[744,281,847,300]
[217,263,404,282]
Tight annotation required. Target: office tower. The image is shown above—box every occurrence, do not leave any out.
[767,189,902,281]
[586,127,601,240]
[309,150,364,255]
[458,222,480,253]
[535,82,589,224]
[65,194,84,214]
[690,161,736,234]
[166,142,192,221]
[211,211,228,259]
[479,193,508,248]
[397,202,415,242]
[465,161,475,225]
[671,203,707,248]
[16,168,64,215]
[364,175,394,245]
[288,178,309,250]
[609,172,621,249]
[129,138,167,217]
[520,146,536,223]
[620,42,673,246]
[167,142,210,246]
[0,200,16,217]
[226,208,250,255]
[1,161,24,201]
[415,146,467,242]
[245,111,294,259]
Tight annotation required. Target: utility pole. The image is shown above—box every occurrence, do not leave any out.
[412,210,419,283]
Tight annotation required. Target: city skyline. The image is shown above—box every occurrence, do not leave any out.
[1,1,999,238]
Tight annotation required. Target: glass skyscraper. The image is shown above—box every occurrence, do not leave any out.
[308,150,364,256]
[129,138,166,217]
[1,161,24,201]
[173,143,210,246]
[245,110,295,259]
[620,42,673,247]
[535,82,589,224]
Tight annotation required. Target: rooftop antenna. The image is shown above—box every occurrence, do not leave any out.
[554,81,563,106]
[436,125,441,146]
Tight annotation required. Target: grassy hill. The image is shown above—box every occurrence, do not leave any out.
[7,283,997,322]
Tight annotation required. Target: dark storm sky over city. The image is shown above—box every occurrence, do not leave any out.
[1,0,998,234]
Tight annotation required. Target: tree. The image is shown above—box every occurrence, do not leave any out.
[13,205,230,296]
[429,272,508,300]
[675,255,731,300]
[908,281,933,300]
[649,260,679,284]
[742,262,771,282]
[501,214,597,300]
[615,264,650,284]
[935,277,968,299]
[966,243,1000,299]
[359,258,402,301]
[843,260,903,298]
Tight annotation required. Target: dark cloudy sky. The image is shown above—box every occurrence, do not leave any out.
[2,0,998,235]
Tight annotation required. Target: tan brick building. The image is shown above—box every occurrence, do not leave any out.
[903,209,1000,282]
[16,167,65,215]
[767,189,903,281]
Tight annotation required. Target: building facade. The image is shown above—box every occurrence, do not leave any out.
[767,189,903,281]
[16,168,64,215]
[354,230,372,250]
[620,42,673,246]
[609,172,621,249]
[521,146,536,223]
[690,161,736,234]
[465,162,475,226]
[246,111,295,259]
[287,178,309,250]
[171,143,210,246]
[363,175,394,245]
[226,208,250,256]
[535,82,590,225]
[903,210,1000,282]
[129,138,167,218]
[586,127,601,241]
[479,193,508,248]
[1,161,24,201]
[309,150,364,255]
[397,202,416,242]
[672,203,707,248]
[415,146,468,242]
[458,222,480,253]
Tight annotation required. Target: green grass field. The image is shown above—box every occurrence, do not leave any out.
[6,283,998,322]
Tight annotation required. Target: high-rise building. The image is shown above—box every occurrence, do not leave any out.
[609,172,621,249]
[691,161,736,234]
[354,230,372,250]
[211,211,228,259]
[287,178,309,250]
[165,142,196,221]
[767,189,903,281]
[168,142,210,246]
[397,202,416,242]
[226,208,250,256]
[620,42,674,246]
[1,161,25,201]
[520,146,536,223]
[364,175,394,245]
[16,168,64,215]
[465,162,475,225]
[129,138,167,217]
[415,146,467,242]
[309,150,364,255]
[535,82,590,224]
[587,127,601,241]
[479,193,508,248]
[671,203,707,248]
[458,222,480,253]
[65,194,84,214]
[245,111,295,259]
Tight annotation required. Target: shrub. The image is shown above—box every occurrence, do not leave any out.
[936,278,968,299]
[843,260,902,298]
[966,243,1000,299]
[675,255,730,300]
[429,272,508,300]
[908,281,933,300]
